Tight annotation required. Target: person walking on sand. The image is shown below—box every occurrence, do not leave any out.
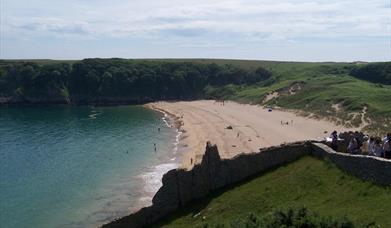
[154,143,157,152]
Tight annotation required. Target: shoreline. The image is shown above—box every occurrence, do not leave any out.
[130,104,186,212]
[145,100,358,169]
[144,103,191,167]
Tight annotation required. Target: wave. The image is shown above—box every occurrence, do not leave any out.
[137,162,178,204]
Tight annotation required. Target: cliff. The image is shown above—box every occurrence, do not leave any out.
[103,141,391,228]
[0,95,155,106]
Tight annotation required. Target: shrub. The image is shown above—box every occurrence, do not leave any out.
[228,207,355,228]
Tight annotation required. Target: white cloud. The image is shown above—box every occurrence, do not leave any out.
[1,0,390,60]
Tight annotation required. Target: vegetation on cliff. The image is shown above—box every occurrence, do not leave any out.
[1,59,390,132]
[0,59,271,103]
[225,207,354,228]
[200,61,391,133]
[154,156,391,227]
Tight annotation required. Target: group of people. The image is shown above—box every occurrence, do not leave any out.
[330,131,391,159]
[361,134,390,158]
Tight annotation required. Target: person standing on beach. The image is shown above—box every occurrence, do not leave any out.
[154,143,157,152]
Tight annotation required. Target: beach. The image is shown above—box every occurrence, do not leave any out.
[146,100,356,169]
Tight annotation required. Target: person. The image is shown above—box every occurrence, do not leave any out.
[382,133,389,144]
[368,137,375,156]
[330,130,338,151]
[347,134,360,154]
[383,133,390,159]
[154,143,157,152]
[361,135,369,155]
[158,127,160,132]
[373,138,384,157]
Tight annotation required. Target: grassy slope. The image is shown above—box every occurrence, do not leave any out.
[143,60,390,133]
[196,60,391,134]
[154,156,391,228]
[3,58,389,133]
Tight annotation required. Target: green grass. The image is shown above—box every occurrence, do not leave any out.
[202,62,391,134]
[154,156,391,228]
[2,58,389,133]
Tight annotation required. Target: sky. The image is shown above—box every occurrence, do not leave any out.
[1,0,390,61]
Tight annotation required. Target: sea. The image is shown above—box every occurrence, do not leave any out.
[0,105,180,228]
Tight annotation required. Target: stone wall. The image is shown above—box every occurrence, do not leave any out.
[311,143,391,186]
[103,141,311,228]
[103,141,391,228]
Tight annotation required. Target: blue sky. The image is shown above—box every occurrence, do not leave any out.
[1,0,390,61]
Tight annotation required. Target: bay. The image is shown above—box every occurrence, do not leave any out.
[0,105,178,228]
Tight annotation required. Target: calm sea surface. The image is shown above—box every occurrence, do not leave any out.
[0,106,178,228]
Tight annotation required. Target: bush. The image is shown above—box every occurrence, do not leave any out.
[206,207,356,228]
[350,62,391,85]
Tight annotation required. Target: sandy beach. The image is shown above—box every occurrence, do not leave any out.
[146,100,356,169]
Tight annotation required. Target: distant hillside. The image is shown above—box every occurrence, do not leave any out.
[350,62,391,85]
[0,59,390,133]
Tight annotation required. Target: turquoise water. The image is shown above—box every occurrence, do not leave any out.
[0,106,178,228]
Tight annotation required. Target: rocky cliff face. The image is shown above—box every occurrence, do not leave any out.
[0,95,153,106]
[0,95,71,105]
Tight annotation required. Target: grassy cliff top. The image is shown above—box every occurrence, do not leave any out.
[1,58,390,133]
[154,156,391,227]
